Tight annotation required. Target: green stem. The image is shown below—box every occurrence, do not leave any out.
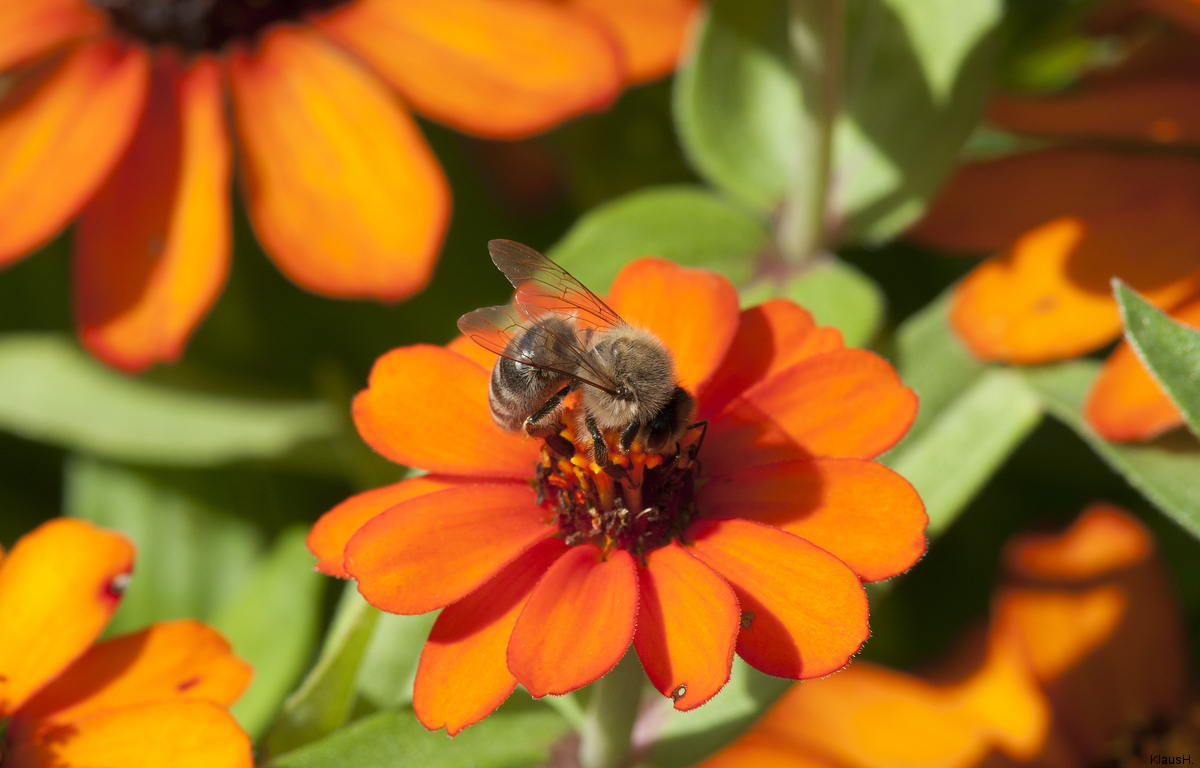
[780,0,844,264]
[578,650,643,768]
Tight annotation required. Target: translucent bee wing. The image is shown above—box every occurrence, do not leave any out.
[457,304,619,395]
[487,240,624,331]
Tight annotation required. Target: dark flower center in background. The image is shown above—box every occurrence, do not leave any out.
[1097,699,1200,768]
[533,425,704,559]
[91,0,351,50]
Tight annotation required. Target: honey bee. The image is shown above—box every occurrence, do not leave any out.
[457,240,696,467]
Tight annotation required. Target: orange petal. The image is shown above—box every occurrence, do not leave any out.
[12,620,250,739]
[0,40,148,265]
[698,732,839,768]
[317,0,622,139]
[446,334,499,370]
[698,299,844,420]
[75,53,230,372]
[910,149,1200,254]
[634,541,738,711]
[413,537,567,735]
[706,349,917,473]
[696,459,927,583]
[0,519,134,717]
[1085,294,1200,440]
[345,483,554,614]
[507,544,638,697]
[950,203,1200,363]
[1004,502,1151,582]
[988,79,1200,146]
[308,475,472,578]
[607,257,742,394]
[352,344,541,477]
[993,504,1187,762]
[0,0,102,72]
[566,0,700,82]
[742,656,1046,768]
[228,27,449,300]
[4,700,251,768]
[685,518,868,680]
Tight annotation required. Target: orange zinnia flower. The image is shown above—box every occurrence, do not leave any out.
[909,3,1200,441]
[696,503,1191,768]
[0,518,253,767]
[309,256,927,735]
[0,0,697,372]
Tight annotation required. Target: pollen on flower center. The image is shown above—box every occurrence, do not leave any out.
[91,0,352,51]
[532,416,705,560]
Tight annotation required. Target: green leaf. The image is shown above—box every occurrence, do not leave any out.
[742,256,885,347]
[673,0,801,212]
[650,658,790,768]
[1024,361,1200,538]
[265,586,381,757]
[547,185,769,291]
[892,289,988,444]
[835,0,1002,241]
[267,705,568,768]
[1114,280,1200,438]
[212,527,325,738]
[0,333,338,466]
[65,456,262,637]
[355,611,439,710]
[886,368,1043,536]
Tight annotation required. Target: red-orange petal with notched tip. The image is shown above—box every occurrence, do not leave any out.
[0,40,148,266]
[3,700,252,768]
[75,53,229,372]
[567,0,700,82]
[507,544,638,697]
[1005,503,1152,583]
[950,202,1200,364]
[352,344,540,477]
[698,300,843,420]
[988,80,1200,146]
[12,620,250,740]
[634,541,738,711]
[909,149,1200,255]
[318,0,622,139]
[309,475,477,578]
[685,518,869,680]
[0,0,102,72]
[696,459,927,583]
[345,483,554,615]
[228,27,449,300]
[706,349,917,473]
[607,257,741,395]
[413,537,568,735]
[1085,295,1200,441]
[0,519,134,717]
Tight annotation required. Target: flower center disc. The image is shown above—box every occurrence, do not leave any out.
[533,416,705,560]
[92,0,352,50]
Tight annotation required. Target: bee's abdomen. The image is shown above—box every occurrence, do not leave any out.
[489,357,566,432]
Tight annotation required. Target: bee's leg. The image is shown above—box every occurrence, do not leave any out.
[523,384,573,438]
[618,421,641,454]
[685,420,710,457]
[585,412,610,467]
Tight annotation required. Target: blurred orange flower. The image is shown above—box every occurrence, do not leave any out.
[0,518,253,768]
[308,257,926,735]
[909,4,1200,441]
[0,0,697,372]
[697,503,1192,768]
